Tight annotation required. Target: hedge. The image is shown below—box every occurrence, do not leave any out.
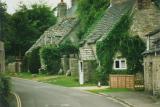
[0,74,11,107]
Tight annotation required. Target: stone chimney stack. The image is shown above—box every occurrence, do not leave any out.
[57,0,67,18]
[137,0,151,9]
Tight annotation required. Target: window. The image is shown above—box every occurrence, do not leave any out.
[113,58,127,70]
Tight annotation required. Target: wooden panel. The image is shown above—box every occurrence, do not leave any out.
[110,75,135,89]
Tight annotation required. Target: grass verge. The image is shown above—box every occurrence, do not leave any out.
[88,88,131,94]
[7,72,96,87]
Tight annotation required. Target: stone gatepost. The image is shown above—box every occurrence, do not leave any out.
[69,54,79,78]
[0,41,5,72]
[15,59,22,72]
[61,55,69,74]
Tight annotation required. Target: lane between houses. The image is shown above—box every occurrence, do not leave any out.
[12,78,125,107]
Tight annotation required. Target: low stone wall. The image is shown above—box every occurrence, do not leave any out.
[0,41,5,72]
[69,54,79,78]
[61,55,69,74]
[7,62,22,72]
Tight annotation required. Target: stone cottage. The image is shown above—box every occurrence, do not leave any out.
[26,0,80,77]
[78,0,160,84]
[131,0,160,96]
[78,0,135,84]
[26,0,79,54]
[143,29,160,96]
[0,41,5,72]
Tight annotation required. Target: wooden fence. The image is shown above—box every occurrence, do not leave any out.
[109,75,135,89]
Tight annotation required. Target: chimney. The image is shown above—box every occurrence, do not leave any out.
[57,0,67,18]
[137,0,151,9]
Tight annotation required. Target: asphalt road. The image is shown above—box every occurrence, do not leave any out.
[12,78,124,107]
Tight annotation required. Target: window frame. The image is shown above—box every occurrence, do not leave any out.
[113,58,127,70]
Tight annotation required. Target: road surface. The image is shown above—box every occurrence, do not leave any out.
[12,78,125,107]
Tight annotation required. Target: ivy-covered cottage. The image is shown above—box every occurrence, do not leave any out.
[25,0,81,76]
[0,41,5,72]
[78,0,160,84]
[26,0,160,86]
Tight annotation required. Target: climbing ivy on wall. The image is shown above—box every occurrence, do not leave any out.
[77,0,110,39]
[96,10,146,83]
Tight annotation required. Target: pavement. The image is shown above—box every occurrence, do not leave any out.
[12,78,126,107]
[101,92,160,107]
[73,86,160,107]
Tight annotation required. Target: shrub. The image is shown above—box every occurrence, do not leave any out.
[40,45,61,74]
[0,74,11,107]
[59,42,79,56]
[27,47,41,73]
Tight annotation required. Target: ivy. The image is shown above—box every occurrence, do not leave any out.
[96,10,146,83]
[77,0,110,39]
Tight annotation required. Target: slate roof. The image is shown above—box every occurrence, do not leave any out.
[83,0,135,45]
[26,17,78,54]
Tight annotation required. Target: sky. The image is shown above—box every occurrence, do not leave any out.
[2,0,71,14]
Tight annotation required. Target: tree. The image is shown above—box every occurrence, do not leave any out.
[6,4,57,58]
[0,1,7,41]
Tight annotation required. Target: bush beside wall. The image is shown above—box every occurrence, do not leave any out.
[0,74,11,107]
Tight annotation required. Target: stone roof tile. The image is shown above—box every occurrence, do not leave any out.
[85,0,135,44]
[26,17,78,54]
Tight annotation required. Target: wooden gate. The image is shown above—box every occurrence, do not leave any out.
[109,75,135,89]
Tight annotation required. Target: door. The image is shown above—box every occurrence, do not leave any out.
[79,61,84,85]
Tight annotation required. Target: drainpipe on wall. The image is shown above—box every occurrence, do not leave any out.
[147,36,150,51]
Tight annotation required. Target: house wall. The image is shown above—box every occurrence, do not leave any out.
[82,60,97,83]
[69,54,79,79]
[131,3,160,40]
[60,23,80,46]
[0,41,5,72]
[144,54,160,96]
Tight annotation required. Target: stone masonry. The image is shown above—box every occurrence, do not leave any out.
[69,54,79,79]
[61,55,69,74]
[144,55,160,96]
[131,1,160,40]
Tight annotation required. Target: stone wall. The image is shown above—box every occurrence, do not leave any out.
[0,41,5,72]
[7,61,22,73]
[131,3,160,40]
[144,54,160,96]
[61,55,69,74]
[82,60,97,83]
[69,54,79,78]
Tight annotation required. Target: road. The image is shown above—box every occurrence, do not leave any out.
[12,78,124,107]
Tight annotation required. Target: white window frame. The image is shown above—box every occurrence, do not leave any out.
[113,58,127,70]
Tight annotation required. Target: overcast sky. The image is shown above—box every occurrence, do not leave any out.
[2,0,71,14]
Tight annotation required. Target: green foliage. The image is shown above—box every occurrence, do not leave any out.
[77,0,110,39]
[40,45,61,74]
[153,0,160,8]
[4,3,57,58]
[96,11,146,83]
[27,47,41,73]
[59,41,79,56]
[0,74,11,107]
